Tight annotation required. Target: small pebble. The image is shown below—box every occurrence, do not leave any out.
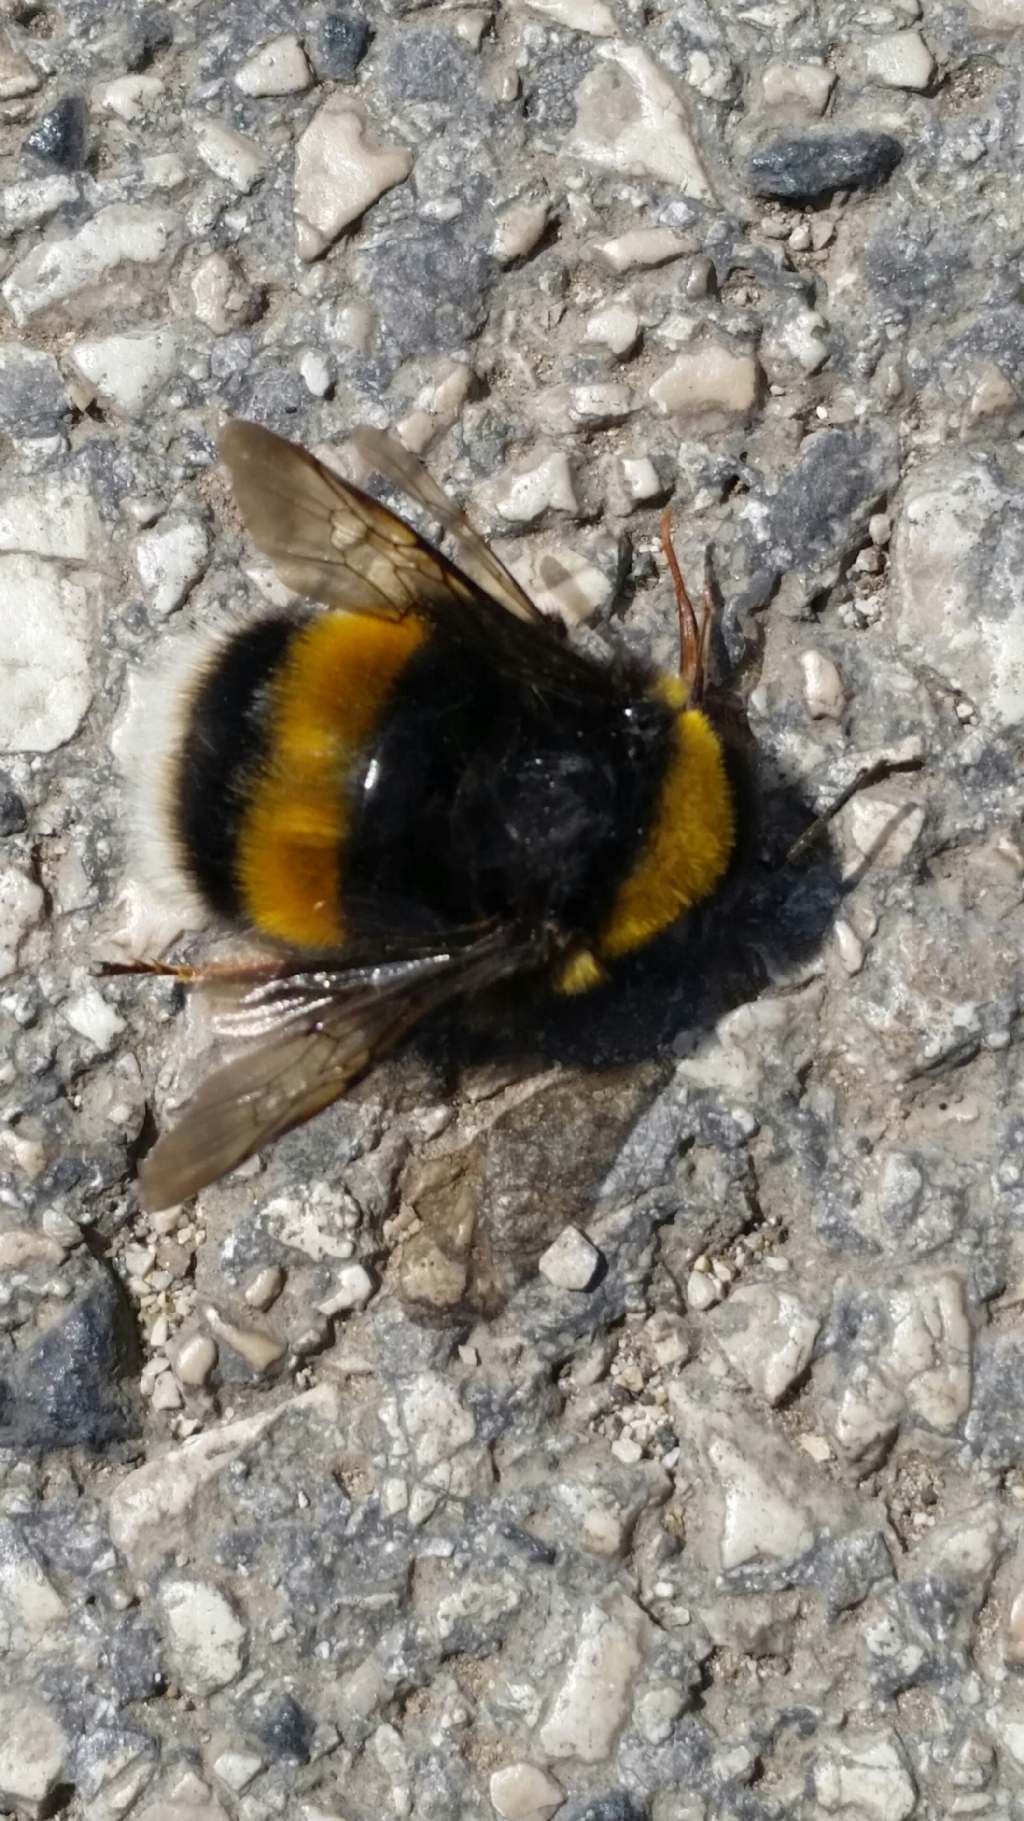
[193,119,266,193]
[594,227,692,273]
[864,29,935,91]
[173,1334,218,1388]
[538,1225,601,1291]
[307,10,372,81]
[686,1268,722,1312]
[244,1265,286,1311]
[801,649,846,719]
[234,33,312,97]
[611,1436,643,1465]
[204,1308,284,1374]
[489,1762,564,1821]
[584,301,640,356]
[492,201,549,264]
[299,349,333,397]
[834,918,866,975]
[317,1263,374,1314]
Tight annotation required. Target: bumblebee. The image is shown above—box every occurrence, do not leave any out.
[119,420,739,1210]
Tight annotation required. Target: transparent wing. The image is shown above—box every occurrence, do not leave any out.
[219,420,614,700]
[350,425,542,623]
[220,417,541,624]
[137,926,545,1211]
[220,418,462,620]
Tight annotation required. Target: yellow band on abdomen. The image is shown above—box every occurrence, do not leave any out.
[598,704,735,961]
[237,611,427,948]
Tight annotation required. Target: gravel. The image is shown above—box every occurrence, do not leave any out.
[1,0,1023,1816]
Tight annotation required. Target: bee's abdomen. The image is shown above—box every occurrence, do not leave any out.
[172,611,426,947]
[175,616,301,925]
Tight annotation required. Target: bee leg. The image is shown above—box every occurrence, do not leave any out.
[97,958,284,986]
[783,756,924,866]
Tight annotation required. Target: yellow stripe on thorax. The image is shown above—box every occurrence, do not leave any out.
[238,612,427,947]
[555,691,735,994]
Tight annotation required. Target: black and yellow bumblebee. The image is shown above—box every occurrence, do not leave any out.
[121,421,739,1210]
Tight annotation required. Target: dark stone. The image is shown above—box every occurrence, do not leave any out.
[0,348,66,438]
[0,1274,139,1451]
[0,777,27,835]
[252,1692,315,1762]
[361,227,495,356]
[748,128,904,201]
[306,8,371,80]
[755,426,898,573]
[23,95,89,172]
[967,1334,1024,1469]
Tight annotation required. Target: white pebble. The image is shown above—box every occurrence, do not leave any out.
[833,918,865,975]
[538,1225,601,1291]
[594,226,692,273]
[761,59,834,112]
[0,556,92,752]
[317,1262,374,1314]
[539,1594,645,1759]
[293,98,412,261]
[244,1265,286,1310]
[211,1749,264,1794]
[517,0,615,31]
[619,455,662,503]
[151,1371,183,1412]
[159,1577,246,1693]
[2,204,177,327]
[96,75,164,122]
[686,1267,721,1311]
[492,201,549,264]
[299,349,333,397]
[173,1334,218,1388]
[63,986,124,1050]
[1,175,78,235]
[572,47,711,199]
[70,326,180,419]
[489,1763,564,1821]
[611,1435,643,1465]
[494,450,578,523]
[800,649,846,719]
[0,1691,67,1814]
[193,119,266,194]
[649,344,760,419]
[189,249,258,335]
[584,301,640,356]
[135,517,210,618]
[235,33,312,96]
[0,31,40,100]
[864,29,935,90]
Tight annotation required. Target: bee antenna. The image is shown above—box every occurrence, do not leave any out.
[660,511,712,704]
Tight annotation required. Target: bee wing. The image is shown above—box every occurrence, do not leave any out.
[220,417,465,621]
[349,425,542,624]
[137,926,545,1211]
[220,418,619,699]
[222,417,540,626]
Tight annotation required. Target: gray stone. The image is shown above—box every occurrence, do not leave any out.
[22,96,89,172]
[0,344,65,437]
[307,10,372,80]
[749,128,904,200]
